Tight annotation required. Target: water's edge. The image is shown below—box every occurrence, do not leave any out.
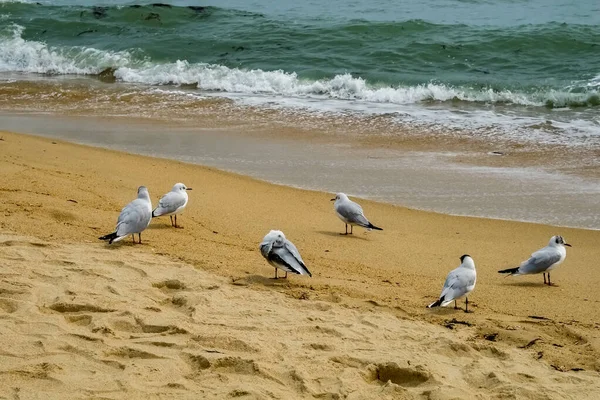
[1,112,598,230]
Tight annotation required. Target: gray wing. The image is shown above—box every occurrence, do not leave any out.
[270,240,312,276]
[116,199,151,236]
[259,241,272,259]
[440,267,475,304]
[153,191,186,216]
[518,248,562,274]
[336,201,370,227]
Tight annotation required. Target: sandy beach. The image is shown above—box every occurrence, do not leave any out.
[1,130,599,399]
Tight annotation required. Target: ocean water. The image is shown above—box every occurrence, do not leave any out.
[0,0,599,145]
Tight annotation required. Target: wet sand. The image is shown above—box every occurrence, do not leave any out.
[2,113,599,229]
[1,130,599,398]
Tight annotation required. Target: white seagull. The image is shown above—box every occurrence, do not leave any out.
[99,186,152,244]
[259,230,312,279]
[428,255,477,312]
[152,182,192,228]
[498,235,571,286]
[331,193,382,235]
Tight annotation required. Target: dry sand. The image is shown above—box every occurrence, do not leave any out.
[0,131,599,399]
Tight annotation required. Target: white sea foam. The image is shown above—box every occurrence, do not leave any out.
[116,63,598,108]
[0,24,140,75]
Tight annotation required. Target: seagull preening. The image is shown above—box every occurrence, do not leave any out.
[331,193,382,235]
[259,230,312,279]
[428,255,477,313]
[99,186,152,244]
[498,235,571,286]
[152,182,192,228]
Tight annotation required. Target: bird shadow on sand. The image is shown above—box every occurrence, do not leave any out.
[501,281,550,288]
[147,224,177,230]
[99,240,146,248]
[231,274,296,287]
[426,307,470,315]
[315,230,369,240]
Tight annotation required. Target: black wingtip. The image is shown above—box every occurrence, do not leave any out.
[498,267,519,274]
[368,223,383,231]
[427,298,442,308]
[151,209,157,218]
[98,232,118,244]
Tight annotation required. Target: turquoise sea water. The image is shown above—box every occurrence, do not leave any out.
[0,0,599,144]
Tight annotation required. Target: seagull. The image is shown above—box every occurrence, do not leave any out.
[99,186,152,244]
[330,193,382,235]
[498,235,571,285]
[428,255,477,312]
[259,230,312,279]
[152,182,192,228]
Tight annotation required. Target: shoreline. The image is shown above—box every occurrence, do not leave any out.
[1,112,599,230]
[1,129,600,397]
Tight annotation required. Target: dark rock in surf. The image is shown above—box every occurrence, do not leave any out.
[151,3,172,7]
[179,82,199,90]
[97,68,117,83]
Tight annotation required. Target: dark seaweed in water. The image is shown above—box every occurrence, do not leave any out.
[151,3,172,8]
[77,29,97,37]
[188,6,206,13]
[92,6,108,19]
[144,12,161,21]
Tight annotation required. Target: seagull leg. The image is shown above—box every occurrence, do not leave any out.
[464,297,472,313]
[284,271,288,279]
[543,273,547,284]
[131,234,135,243]
[454,300,458,310]
[274,268,278,279]
[174,215,178,228]
[138,233,142,244]
[341,224,348,235]
[350,225,353,235]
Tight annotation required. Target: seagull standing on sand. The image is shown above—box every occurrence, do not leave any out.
[259,230,312,279]
[99,186,152,244]
[152,182,192,228]
[428,255,477,313]
[498,235,571,286]
[331,193,382,235]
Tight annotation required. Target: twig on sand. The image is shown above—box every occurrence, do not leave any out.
[519,338,542,349]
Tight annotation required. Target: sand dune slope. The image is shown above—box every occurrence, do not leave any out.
[1,233,599,399]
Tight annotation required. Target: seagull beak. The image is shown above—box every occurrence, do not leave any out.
[330,198,335,201]
[186,188,193,190]
[564,243,572,247]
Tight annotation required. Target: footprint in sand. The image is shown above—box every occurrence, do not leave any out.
[191,335,258,353]
[369,362,432,388]
[0,298,19,313]
[153,279,186,290]
[48,302,115,313]
[64,314,93,326]
[104,346,164,359]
